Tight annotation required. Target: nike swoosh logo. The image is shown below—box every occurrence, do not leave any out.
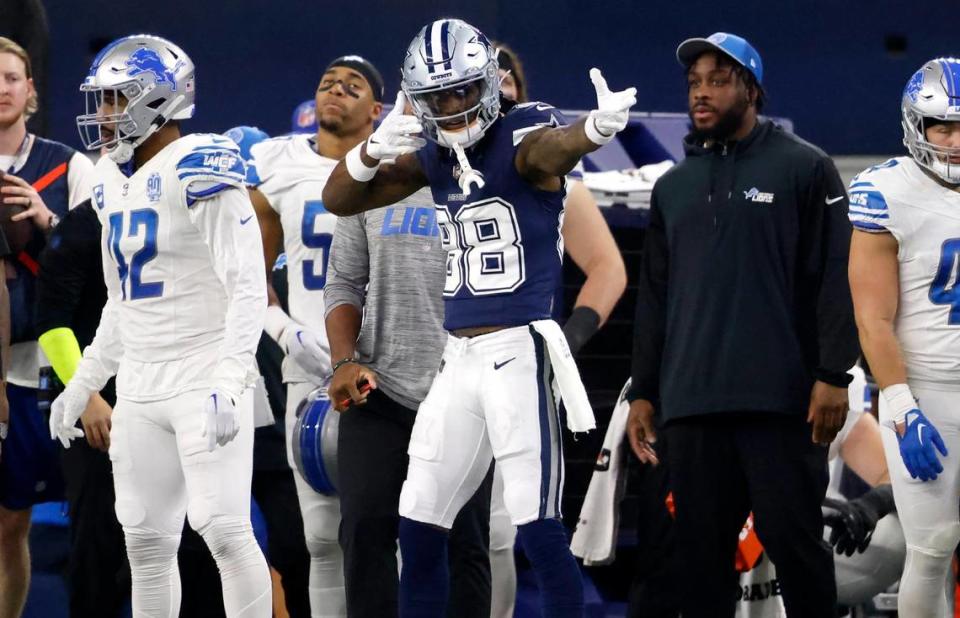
[493,357,516,370]
[825,196,845,205]
[240,215,253,225]
[917,423,926,442]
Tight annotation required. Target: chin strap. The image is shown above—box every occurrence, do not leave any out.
[451,142,485,197]
[108,141,135,164]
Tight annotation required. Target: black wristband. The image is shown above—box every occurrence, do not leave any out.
[856,483,896,518]
[562,306,601,356]
[814,368,853,388]
[331,357,357,374]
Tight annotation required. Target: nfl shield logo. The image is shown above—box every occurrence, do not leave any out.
[93,184,105,210]
[147,172,162,202]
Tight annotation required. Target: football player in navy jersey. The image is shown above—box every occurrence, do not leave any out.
[323,18,636,618]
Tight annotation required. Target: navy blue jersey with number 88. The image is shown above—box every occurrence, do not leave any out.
[417,102,568,331]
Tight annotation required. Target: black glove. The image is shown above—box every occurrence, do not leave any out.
[822,484,895,557]
[562,306,601,356]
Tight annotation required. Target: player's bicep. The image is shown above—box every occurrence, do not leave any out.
[849,229,899,327]
[562,181,620,272]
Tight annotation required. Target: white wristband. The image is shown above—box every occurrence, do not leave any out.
[882,383,917,425]
[584,111,615,146]
[263,305,296,346]
[345,141,381,182]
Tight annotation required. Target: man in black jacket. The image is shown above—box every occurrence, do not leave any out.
[626,33,859,618]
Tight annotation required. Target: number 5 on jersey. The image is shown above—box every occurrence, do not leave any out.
[302,200,332,290]
[108,208,164,300]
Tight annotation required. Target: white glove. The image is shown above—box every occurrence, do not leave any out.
[283,325,332,381]
[366,91,426,164]
[585,68,637,145]
[201,389,240,452]
[49,383,92,448]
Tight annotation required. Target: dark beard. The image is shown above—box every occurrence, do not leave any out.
[689,94,750,143]
[318,116,343,133]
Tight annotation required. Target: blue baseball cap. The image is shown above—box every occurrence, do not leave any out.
[677,32,763,85]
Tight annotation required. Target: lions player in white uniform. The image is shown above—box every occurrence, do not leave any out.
[48,35,271,617]
[248,55,384,617]
[849,57,960,617]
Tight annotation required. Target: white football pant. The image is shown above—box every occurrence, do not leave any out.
[109,388,271,617]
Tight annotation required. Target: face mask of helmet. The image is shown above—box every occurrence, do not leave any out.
[408,78,494,148]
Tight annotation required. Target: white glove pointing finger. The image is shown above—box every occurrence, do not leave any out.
[585,68,637,146]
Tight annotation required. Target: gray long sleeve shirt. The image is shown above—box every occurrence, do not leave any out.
[324,189,447,410]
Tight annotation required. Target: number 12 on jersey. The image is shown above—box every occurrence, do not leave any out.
[930,238,960,324]
[108,208,164,301]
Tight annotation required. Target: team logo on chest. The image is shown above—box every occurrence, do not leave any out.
[743,187,775,204]
[147,172,162,202]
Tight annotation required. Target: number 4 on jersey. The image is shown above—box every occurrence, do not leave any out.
[930,238,960,324]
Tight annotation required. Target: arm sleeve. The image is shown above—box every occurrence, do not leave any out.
[186,186,267,398]
[66,152,95,208]
[69,224,123,393]
[810,157,860,385]
[35,204,98,382]
[323,213,369,317]
[35,204,95,334]
[627,188,668,402]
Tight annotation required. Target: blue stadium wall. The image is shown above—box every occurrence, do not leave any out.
[45,0,939,155]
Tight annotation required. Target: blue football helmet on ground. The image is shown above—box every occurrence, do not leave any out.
[902,57,960,184]
[291,388,339,495]
[77,34,195,163]
[401,18,500,148]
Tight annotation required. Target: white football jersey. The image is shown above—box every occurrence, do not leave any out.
[248,134,338,383]
[88,133,265,401]
[849,157,960,386]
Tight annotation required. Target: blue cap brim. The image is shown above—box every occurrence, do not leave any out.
[677,38,741,70]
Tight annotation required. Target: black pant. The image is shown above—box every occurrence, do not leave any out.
[664,413,836,618]
[60,439,129,618]
[627,426,682,618]
[338,389,492,618]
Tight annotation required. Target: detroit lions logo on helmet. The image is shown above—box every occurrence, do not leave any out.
[905,69,925,103]
[125,48,184,91]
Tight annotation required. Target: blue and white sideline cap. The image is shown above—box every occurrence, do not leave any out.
[676,32,763,85]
